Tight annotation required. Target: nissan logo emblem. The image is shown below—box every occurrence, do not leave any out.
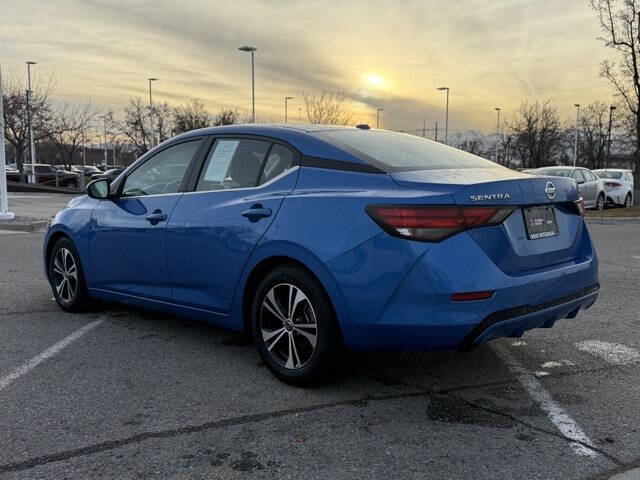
[545,181,556,200]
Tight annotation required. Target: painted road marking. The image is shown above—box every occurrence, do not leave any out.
[575,340,640,365]
[492,343,599,457]
[541,360,575,369]
[0,318,104,392]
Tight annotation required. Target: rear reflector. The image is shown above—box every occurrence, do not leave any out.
[451,291,494,301]
[366,205,515,242]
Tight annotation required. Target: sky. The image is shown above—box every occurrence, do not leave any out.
[0,0,619,135]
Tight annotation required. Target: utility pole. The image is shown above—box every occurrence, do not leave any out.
[437,87,449,144]
[148,78,158,148]
[238,46,257,122]
[26,61,37,183]
[422,117,426,138]
[606,105,617,168]
[0,63,15,220]
[573,104,580,167]
[434,121,438,142]
[494,107,501,163]
[284,96,294,124]
[101,115,108,166]
[299,107,302,124]
[376,108,384,129]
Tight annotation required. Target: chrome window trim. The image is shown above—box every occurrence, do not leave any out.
[184,166,299,196]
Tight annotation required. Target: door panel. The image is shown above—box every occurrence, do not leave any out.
[167,139,299,313]
[89,195,182,299]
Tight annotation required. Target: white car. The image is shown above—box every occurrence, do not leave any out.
[593,169,634,208]
[531,166,606,210]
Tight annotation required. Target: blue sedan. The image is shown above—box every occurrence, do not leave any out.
[44,124,599,385]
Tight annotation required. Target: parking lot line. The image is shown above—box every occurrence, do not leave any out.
[575,340,640,365]
[0,318,105,392]
[491,343,599,458]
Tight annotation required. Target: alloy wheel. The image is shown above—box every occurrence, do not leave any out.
[597,195,604,210]
[52,247,78,303]
[260,283,318,370]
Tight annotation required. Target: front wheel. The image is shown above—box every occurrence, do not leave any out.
[596,193,605,211]
[48,237,90,312]
[624,193,633,208]
[251,265,344,386]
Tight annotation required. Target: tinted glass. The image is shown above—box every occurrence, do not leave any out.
[196,139,270,191]
[258,145,295,185]
[313,129,496,172]
[570,170,585,182]
[122,140,200,197]
[596,171,622,179]
[535,168,571,177]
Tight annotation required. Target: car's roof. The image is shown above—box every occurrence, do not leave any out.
[534,166,575,170]
[169,124,373,167]
[593,168,630,172]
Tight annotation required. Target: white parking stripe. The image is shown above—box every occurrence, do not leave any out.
[492,343,599,457]
[575,340,640,365]
[0,318,104,392]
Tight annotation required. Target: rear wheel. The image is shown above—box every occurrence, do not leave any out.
[596,193,605,210]
[48,237,90,312]
[624,193,633,208]
[251,265,343,386]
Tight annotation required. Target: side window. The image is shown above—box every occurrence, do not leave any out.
[122,140,201,197]
[196,139,270,191]
[35,165,48,174]
[584,170,595,182]
[258,145,295,185]
[571,170,585,182]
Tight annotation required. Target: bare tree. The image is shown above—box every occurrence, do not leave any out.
[592,0,640,182]
[453,133,486,155]
[302,90,353,125]
[213,107,241,126]
[153,101,172,143]
[1,67,55,172]
[507,100,563,168]
[117,98,152,155]
[47,101,101,166]
[173,99,211,134]
[575,101,611,169]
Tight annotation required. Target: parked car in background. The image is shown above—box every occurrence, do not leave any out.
[7,164,80,189]
[71,165,102,176]
[593,169,634,207]
[530,166,605,210]
[90,167,125,182]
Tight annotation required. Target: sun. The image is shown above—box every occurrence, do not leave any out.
[364,74,385,88]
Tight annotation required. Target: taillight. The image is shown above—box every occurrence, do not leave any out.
[365,205,515,242]
[574,198,585,216]
[605,181,621,188]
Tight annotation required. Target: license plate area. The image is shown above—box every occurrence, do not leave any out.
[523,206,558,240]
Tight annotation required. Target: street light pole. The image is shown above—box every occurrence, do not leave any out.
[494,107,501,163]
[376,108,384,129]
[100,115,108,166]
[26,61,37,183]
[284,96,294,124]
[606,105,617,168]
[238,46,257,123]
[299,107,302,124]
[573,104,580,167]
[148,78,158,148]
[437,87,449,144]
[0,63,15,220]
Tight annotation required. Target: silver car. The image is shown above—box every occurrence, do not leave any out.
[531,166,606,210]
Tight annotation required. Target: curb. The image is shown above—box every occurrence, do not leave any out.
[585,217,640,225]
[0,220,49,232]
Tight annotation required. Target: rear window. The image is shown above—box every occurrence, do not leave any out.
[535,168,571,177]
[313,129,498,172]
[595,171,622,179]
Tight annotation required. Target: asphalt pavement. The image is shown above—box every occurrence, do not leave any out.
[0,222,639,479]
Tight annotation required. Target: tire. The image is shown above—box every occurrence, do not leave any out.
[251,265,344,386]
[624,193,633,208]
[48,237,90,312]
[596,193,605,210]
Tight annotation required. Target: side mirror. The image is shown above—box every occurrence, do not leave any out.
[86,178,111,199]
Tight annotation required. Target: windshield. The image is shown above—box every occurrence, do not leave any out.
[595,171,622,179]
[313,129,499,172]
[534,168,572,177]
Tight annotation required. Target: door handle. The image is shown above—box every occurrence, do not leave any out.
[241,206,272,219]
[146,210,168,224]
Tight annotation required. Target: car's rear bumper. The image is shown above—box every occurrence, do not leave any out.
[327,225,599,351]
